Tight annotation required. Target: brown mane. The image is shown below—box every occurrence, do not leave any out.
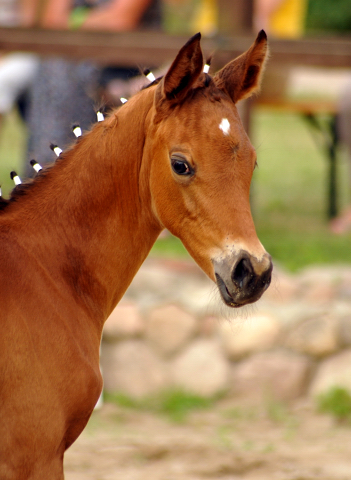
[2,71,223,214]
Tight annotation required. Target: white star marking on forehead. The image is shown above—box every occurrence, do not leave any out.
[219,118,230,135]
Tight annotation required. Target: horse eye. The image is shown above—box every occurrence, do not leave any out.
[171,156,193,176]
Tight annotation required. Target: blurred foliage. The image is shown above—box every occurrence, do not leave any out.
[317,386,351,422]
[162,0,199,35]
[0,111,26,197]
[252,110,351,272]
[162,0,351,36]
[105,389,214,423]
[306,0,351,34]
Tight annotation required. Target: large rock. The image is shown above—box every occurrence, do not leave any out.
[297,266,338,304]
[338,271,351,300]
[301,282,336,304]
[232,350,312,401]
[170,339,230,396]
[101,340,169,398]
[284,315,339,357]
[309,349,351,397]
[219,313,281,360]
[199,316,219,337]
[123,258,213,314]
[339,316,351,347]
[103,302,144,340]
[145,304,198,357]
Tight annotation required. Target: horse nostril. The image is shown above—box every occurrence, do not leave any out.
[232,256,253,290]
[261,263,273,290]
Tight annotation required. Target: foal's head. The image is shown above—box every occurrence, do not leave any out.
[144,32,272,308]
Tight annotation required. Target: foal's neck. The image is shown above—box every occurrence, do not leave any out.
[9,88,161,321]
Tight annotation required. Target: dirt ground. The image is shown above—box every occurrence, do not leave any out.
[64,398,351,480]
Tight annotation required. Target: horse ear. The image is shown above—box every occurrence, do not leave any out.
[213,30,268,104]
[155,33,203,107]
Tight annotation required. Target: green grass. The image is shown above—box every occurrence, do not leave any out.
[317,386,351,422]
[105,389,214,423]
[252,109,351,271]
[0,111,27,197]
[1,108,351,272]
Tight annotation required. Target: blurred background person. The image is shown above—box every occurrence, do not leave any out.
[254,0,307,38]
[253,0,307,101]
[0,52,38,130]
[0,0,39,132]
[23,0,161,175]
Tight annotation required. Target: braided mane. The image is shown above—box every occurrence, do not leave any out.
[0,71,222,214]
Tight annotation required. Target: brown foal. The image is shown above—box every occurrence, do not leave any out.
[0,31,271,479]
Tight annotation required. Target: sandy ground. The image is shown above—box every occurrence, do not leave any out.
[64,398,351,480]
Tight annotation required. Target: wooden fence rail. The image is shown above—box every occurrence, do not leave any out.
[0,28,351,69]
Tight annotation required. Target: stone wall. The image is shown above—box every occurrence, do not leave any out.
[101,258,351,402]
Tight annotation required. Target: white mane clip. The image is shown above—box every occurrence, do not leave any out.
[143,68,156,82]
[120,97,128,104]
[96,111,104,122]
[50,144,63,157]
[30,160,42,173]
[10,171,22,186]
[72,124,82,138]
[203,57,212,74]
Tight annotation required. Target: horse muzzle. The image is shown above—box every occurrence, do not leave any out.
[213,251,273,308]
